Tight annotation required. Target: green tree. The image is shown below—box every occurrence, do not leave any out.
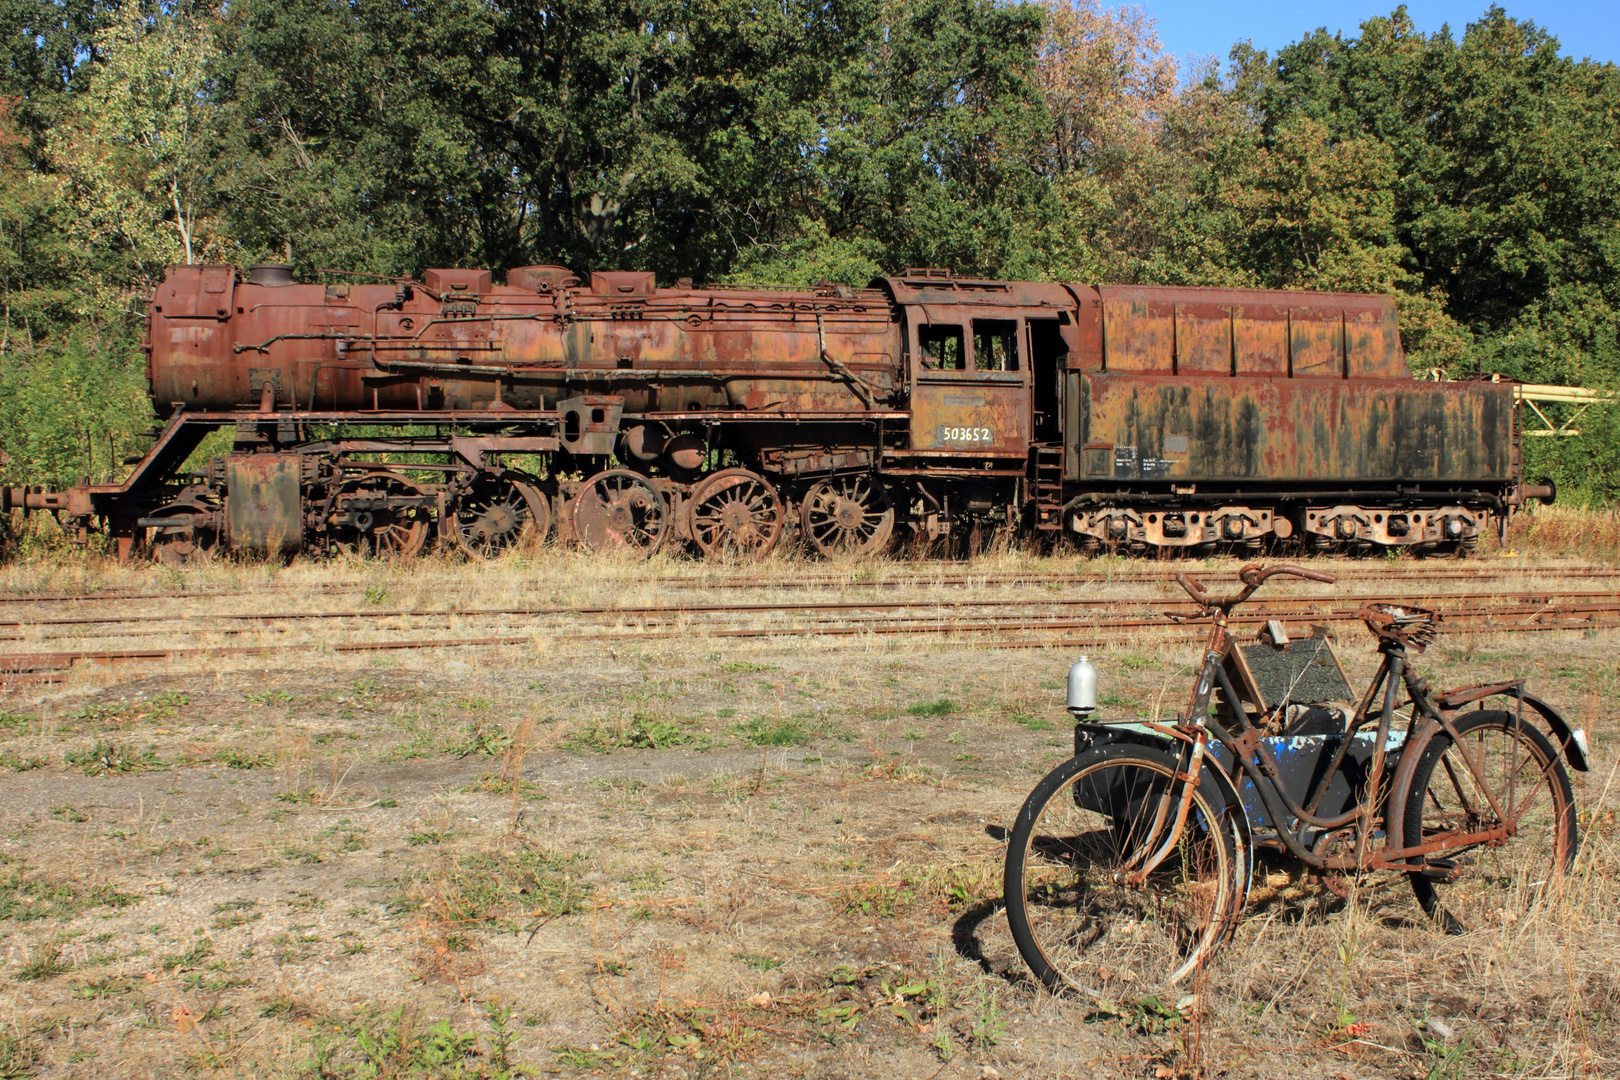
[49,0,222,285]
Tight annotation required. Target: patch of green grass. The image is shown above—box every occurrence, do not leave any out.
[16,942,71,981]
[0,868,141,922]
[395,843,590,928]
[840,880,917,918]
[311,1007,537,1078]
[214,747,277,769]
[161,940,213,971]
[213,900,262,929]
[50,803,88,823]
[148,691,191,720]
[72,976,134,1000]
[0,749,47,772]
[721,661,778,674]
[1013,713,1056,731]
[735,954,783,972]
[408,831,455,846]
[0,1034,36,1078]
[731,718,813,747]
[460,774,547,801]
[63,739,162,776]
[561,714,694,753]
[905,698,957,717]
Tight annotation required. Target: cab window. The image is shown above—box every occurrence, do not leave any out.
[974,320,1018,372]
[918,325,966,371]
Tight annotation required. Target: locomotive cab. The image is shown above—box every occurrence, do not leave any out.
[883,271,1078,467]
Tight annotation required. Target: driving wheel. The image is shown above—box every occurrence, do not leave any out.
[688,468,784,559]
[800,474,893,559]
[454,475,549,559]
[332,472,431,559]
[572,469,668,556]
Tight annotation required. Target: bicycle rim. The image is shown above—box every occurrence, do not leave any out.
[1005,748,1240,994]
[1405,709,1578,929]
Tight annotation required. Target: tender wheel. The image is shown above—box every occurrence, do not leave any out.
[1404,709,1578,930]
[455,475,548,559]
[332,472,431,559]
[572,469,668,556]
[800,474,894,559]
[688,468,784,559]
[147,504,219,567]
[1004,745,1243,994]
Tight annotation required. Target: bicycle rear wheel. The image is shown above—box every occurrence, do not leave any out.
[1404,709,1578,930]
[1003,744,1245,994]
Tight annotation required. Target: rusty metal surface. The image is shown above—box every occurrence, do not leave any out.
[1089,286,1405,378]
[150,266,904,416]
[687,468,784,559]
[571,469,669,554]
[12,262,1538,562]
[800,474,894,557]
[223,454,302,553]
[1073,374,1514,483]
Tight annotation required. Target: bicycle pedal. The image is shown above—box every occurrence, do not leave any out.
[1416,858,1462,883]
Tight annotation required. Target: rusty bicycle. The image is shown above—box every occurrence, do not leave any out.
[1002,563,1589,993]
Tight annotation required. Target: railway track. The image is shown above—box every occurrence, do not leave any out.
[3,561,1619,607]
[4,587,1618,686]
[1,587,1615,633]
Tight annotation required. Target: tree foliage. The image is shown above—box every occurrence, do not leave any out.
[0,0,1617,499]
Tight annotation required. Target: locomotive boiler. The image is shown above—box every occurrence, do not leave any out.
[1,263,1551,563]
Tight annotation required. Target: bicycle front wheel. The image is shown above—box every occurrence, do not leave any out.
[1404,709,1578,930]
[1003,744,1244,994]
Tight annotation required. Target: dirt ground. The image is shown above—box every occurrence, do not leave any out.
[0,551,1615,1079]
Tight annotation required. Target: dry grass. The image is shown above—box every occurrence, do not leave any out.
[0,549,1615,1077]
[1503,504,1620,561]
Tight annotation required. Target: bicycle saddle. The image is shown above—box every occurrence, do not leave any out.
[1357,603,1440,651]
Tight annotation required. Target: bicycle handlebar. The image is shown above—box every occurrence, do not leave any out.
[1240,563,1336,587]
[1175,563,1336,614]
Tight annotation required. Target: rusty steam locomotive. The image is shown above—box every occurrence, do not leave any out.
[0,263,1551,562]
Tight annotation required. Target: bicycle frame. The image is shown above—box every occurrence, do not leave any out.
[1114,570,1574,881]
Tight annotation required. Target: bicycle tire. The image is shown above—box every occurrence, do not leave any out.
[1003,743,1244,994]
[1403,709,1578,930]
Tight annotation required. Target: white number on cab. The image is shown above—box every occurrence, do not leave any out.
[937,425,994,444]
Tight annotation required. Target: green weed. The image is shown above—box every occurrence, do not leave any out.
[562,714,694,752]
[16,941,71,980]
[0,867,141,922]
[63,739,161,775]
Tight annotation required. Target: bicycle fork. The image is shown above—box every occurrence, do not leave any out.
[1116,728,1210,886]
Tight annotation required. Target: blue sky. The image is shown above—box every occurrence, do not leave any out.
[1138,1,1620,68]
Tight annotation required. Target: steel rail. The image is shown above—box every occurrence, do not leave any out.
[4,564,1618,607]
[5,599,1619,680]
[16,596,1613,647]
[3,588,1614,631]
